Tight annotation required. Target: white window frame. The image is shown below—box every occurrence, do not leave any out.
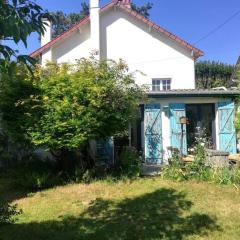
[152,78,171,91]
[162,79,171,90]
[152,79,161,91]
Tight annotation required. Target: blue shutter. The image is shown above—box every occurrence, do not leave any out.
[144,104,163,165]
[218,101,237,154]
[169,103,187,155]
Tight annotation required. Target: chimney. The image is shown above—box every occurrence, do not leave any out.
[41,18,52,47]
[90,0,100,58]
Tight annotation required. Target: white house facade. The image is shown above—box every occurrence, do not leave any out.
[31,0,239,165]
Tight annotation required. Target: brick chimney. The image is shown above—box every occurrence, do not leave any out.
[90,0,100,58]
[41,18,52,47]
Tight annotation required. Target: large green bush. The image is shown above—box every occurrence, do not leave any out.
[0,59,144,171]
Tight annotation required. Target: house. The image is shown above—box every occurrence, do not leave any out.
[31,0,239,165]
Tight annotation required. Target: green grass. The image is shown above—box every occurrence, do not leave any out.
[1,177,240,240]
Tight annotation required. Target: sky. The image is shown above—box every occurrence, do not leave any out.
[11,0,240,64]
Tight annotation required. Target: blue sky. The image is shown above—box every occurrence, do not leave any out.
[12,0,240,64]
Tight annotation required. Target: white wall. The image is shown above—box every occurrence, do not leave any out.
[42,48,52,65]
[142,97,230,163]
[41,7,196,88]
[101,8,195,88]
[41,24,92,65]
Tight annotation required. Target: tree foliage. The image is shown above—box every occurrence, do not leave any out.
[0,62,40,146]
[51,2,89,39]
[0,0,51,65]
[51,1,153,38]
[195,61,234,89]
[29,59,143,150]
[234,60,240,83]
[131,2,153,19]
[0,58,144,155]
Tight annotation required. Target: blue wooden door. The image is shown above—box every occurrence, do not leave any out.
[169,103,187,155]
[144,104,163,164]
[218,101,237,154]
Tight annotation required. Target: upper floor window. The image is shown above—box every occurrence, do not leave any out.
[152,78,171,91]
[152,79,161,91]
[162,79,171,90]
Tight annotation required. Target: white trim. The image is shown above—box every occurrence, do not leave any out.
[152,78,172,91]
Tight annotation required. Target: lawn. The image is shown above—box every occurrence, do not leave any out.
[1,177,240,240]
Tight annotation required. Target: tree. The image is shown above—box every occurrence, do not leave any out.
[51,2,89,39]
[131,2,153,19]
[52,1,153,38]
[0,62,40,147]
[231,57,240,85]
[0,58,144,171]
[237,65,240,82]
[195,61,234,89]
[0,0,51,65]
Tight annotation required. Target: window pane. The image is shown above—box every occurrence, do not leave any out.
[152,78,171,91]
[162,79,171,90]
[152,79,161,91]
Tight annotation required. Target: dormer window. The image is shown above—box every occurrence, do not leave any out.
[152,78,171,91]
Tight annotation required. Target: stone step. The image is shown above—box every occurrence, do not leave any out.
[142,164,162,176]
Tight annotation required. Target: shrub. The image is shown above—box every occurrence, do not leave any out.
[119,147,138,167]
[162,141,240,186]
[0,200,22,225]
[185,143,211,181]
[81,169,96,184]
[119,147,142,178]
[13,171,51,190]
[7,161,63,191]
[162,154,186,182]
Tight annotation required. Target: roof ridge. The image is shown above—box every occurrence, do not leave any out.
[30,2,204,58]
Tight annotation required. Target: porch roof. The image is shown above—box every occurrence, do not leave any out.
[147,89,240,98]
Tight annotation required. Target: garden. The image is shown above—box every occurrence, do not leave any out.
[1,168,240,240]
[1,141,240,240]
[1,1,240,239]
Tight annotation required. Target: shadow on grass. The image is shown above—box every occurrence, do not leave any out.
[0,188,221,240]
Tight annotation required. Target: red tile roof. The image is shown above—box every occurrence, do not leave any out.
[30,1,204,58]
